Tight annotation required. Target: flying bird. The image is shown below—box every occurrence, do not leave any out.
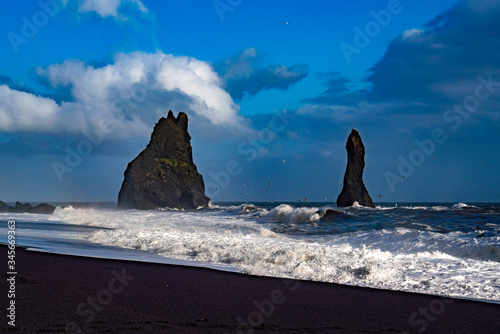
[304,197,308,202]
[379,194,383,198]
[268,181,273,186]
[284,21,290,24]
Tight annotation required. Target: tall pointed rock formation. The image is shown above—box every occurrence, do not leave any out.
[337,129,375,208]
[117,111,210,210]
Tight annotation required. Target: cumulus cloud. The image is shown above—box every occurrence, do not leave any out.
[0,85,87,134]
[215,48,308,101]
[304,0,500,121]
[0,51,249,138]
[366,0,500,105]
[284,0,500,177]
[77,0,147,18]
[0,75,40,96]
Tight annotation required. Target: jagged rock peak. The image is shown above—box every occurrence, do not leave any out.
[0,201,55,214]
[117,111,210,210]
[336,129,375,208]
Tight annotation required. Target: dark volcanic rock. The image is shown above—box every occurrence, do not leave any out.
[0,201,55,214]
[0,201,11,211]
[15,201,33,212]
[336,129,375,208]
[30,203,58,214]
[117,111,210,210]
[316,209,347,221]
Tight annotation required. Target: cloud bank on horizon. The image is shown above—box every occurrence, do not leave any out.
[0,0,499,202]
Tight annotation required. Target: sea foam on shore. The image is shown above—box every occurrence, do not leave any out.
[2,202,499,302]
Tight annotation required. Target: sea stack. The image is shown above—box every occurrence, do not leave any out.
[336,129,375,208]
[117,111,210,210]
[0,201,56,214]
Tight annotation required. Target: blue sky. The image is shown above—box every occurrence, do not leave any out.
[0,0,499,203]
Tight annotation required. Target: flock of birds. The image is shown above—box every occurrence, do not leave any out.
[233,157,407,202]
[237,159,330,202]
[217,20,410,203]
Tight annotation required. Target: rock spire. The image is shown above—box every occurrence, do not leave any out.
[117,111,210,210]
[337,129,375,208]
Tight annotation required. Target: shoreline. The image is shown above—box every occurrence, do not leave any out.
[4,242,500,306]
[2,245,499,333]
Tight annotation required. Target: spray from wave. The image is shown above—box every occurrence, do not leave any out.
[42,202,500,302]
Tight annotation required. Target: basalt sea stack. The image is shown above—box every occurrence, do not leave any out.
[0,201,56,214]
[117,111,210,210]
[337,129,375,208]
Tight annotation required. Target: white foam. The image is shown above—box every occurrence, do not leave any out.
[261,204,321,223]
[348,201,381,209]
[25,206,500,302]
[396,205,449,211]
[453,203,478,209]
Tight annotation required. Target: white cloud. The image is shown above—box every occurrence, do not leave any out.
[0,51,249,138]
[0,85,88,134]
[222,48,257,80]
[78,0,147,18]
[402,28,424,39]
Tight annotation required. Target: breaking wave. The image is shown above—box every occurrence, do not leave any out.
[40,202,500,302]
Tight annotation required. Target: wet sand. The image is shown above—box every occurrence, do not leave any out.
[1,245,499,333]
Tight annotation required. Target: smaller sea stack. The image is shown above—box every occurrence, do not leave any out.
[337,129,375,208]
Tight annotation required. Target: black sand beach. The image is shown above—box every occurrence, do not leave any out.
[2,245,499,333]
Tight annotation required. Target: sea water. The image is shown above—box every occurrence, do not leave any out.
[1,202,499,303]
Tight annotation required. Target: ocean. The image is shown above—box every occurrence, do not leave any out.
[1,202,499,304]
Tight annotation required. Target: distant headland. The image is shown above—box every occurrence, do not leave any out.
[0,201,55,214]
